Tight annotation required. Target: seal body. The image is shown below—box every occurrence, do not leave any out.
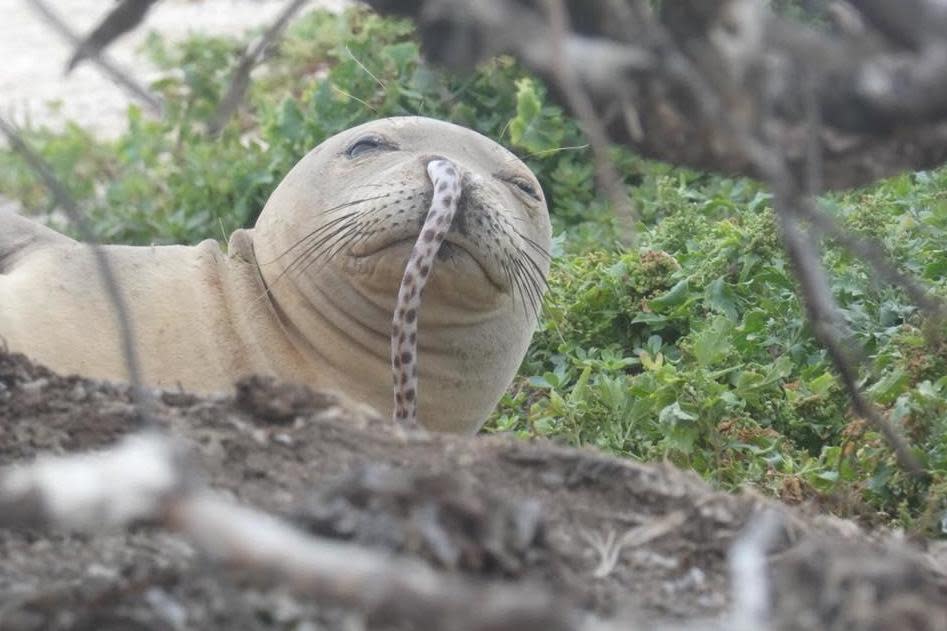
[0,224,299,392]
[0,117,552,433]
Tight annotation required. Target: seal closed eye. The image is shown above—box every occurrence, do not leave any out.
[0,116,552,433]
[346,134,396,158]
[505,175,543,201]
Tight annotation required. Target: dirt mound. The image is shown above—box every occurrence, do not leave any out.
[1,351,946,630]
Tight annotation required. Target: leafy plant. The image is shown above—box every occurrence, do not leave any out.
[2,6,945,532]
[492,167,947,530]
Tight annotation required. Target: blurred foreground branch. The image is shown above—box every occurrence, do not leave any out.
[0,433,576,631]
[365,0,947,191]
[0,115,157,427]
[28,0,162,114]
[0,430,798,631]
[65,0,159,73]
[208,0,311,135]
[364,0,943,477]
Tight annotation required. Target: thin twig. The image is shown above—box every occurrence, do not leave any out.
[544,0,637,244]
[796,197,944,317]
[0,433,578,631]
[775,192,925,477]
[0,115,158,427]
[28,0,162,115]
[728,510,783,631]
[633,12,928,478]
[208,0,310,136]
[346,44,388,90]
[66,0,159,73]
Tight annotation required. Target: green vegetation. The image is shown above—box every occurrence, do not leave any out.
[2,7,945,532]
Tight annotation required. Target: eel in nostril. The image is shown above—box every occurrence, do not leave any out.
[390,159,462,428]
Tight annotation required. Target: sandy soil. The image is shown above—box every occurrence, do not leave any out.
[0,0,348,138]
[4,4,947,628]
[2,350,947,630]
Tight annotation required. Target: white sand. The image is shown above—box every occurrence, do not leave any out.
[0,0,349,138]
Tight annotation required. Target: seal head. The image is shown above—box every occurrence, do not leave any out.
[253,116,551,432]
[0,117,551,434]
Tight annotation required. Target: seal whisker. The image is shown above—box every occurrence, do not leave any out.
[520,253,549,314]
[276,219,361,286]
[250,221,361,306]
[258,194,387,265]
[516,247,552,293]
[283,222,356,276]
[312,227,364,271]
[262,212,358,266]
[510,255,543,321]
[505,258,532,319]
[341,225,378,255]
[500,260,529,319]
[513,227,553,261]
[291,222,363,277]
[267,197,396,281]
[288,200,393,261]
[499,260,516,301]
[321,194,389,215]
[518,260,543,321]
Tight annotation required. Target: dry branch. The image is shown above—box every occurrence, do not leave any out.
[28,0,162,115]
[0,115,158,427]
[363,0,947,191]
[363,0,941,477]
[727,510,783,631]
[65,0,159,73]
[0,432,579,631]
[545,0,637,241]
[208,0,311,136]
[1,427,814,631]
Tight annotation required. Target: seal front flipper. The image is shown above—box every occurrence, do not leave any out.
[0,211,74,274]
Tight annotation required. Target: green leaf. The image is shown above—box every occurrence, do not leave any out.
[734,370,764,391]
[383,42,419,73]
[658,401,697,424]
[508,78,564,154]
[659,402,699,454]
[692,317,734,367]
[867,369,910,406]
[631,312,669,326]
[923,255,947,279]
[649,278,690,309]
[704,276,739,320]
[569,366,592,402]
[528,373,558,389]
[277,98,304,141]
[807,372,836,396]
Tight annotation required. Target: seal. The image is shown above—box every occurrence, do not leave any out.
[0,117,552,433]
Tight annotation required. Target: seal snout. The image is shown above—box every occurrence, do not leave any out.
[414,161,480,238]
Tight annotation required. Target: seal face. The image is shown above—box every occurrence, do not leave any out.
[254,117,552,432]
[0,116,552,433]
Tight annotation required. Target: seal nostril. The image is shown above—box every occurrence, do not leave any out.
[461,171,480,187]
